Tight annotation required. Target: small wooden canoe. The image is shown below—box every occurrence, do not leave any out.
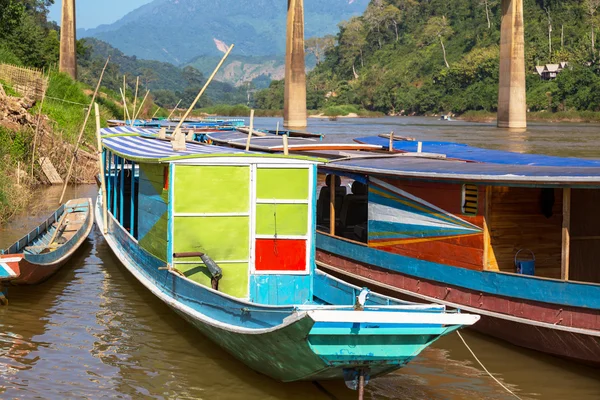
[0,198,94,287]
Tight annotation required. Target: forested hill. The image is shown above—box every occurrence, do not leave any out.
[295,0,600,115]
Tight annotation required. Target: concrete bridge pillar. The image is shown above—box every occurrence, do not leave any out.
[284,0,307,129]
[497,0,526,129]
[59,0,77,80]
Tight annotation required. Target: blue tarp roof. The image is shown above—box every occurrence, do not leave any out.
[325,155,600,185]
[354,136,600,167]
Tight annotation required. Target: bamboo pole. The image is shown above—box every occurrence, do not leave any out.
[167,99,182,121]
[119,88,132,122]
[123,75,127,121]
[95,102,108,233]
[58,57,110,204]
[329,175,336,235]
[245,109,254,151]
[171,44,234,134]
[131,76,140,126]
[276,121,280,136]
[151,107,161,119]
[30,89,48,176]
[388,131,394,152]
[132,90,150,121]
[561,188,571,280]
[282,134,289,155]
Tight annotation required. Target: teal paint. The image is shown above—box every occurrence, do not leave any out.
[167,163,174,266]
[106,151,111,212]
[119,156,125,225]
[130,160,136,236]
[250,275,311,305]
[112,154,118,216]
[310,164,317,300]
[318,233,600,310]
[136,166,168,241]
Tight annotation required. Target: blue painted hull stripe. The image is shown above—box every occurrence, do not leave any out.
[317,233,600,310]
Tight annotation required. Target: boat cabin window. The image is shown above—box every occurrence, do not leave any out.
[316,173,368,243]
[461,184,478,216]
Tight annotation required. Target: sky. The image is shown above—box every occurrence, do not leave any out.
[48,0,153,30]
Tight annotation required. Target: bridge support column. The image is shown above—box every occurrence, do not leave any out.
[498,0,526,129]
[284,0,307,129]
[59,0,77,80]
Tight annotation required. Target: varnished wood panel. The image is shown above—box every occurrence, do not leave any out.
[570,189,600,284]
[489,187,563,278]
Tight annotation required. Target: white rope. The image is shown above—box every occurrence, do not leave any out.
[457,331,523,400]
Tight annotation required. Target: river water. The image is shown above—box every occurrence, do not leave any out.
[0,117,599,399]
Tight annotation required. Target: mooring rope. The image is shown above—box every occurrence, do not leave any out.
[457,331,523,400]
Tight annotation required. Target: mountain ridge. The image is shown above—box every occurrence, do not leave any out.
[78,0,370,65]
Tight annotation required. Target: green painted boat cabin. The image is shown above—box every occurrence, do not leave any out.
[101,131,320,304]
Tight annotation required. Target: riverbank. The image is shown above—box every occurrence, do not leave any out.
[459,110,600,123]
[194,104,384,119]
[0,70,126,224]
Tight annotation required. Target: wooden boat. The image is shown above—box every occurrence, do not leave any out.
[0,198,94,303]
[305,136,600,366]
[237,127,324,139]
[96,127,479,388]
[207,131,382,153]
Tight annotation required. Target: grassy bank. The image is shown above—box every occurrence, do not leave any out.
[0,71,126,222]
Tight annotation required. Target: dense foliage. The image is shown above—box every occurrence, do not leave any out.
[0,0,60,68]
[257,0,600,114]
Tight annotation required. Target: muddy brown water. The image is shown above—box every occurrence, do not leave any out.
[1,118,599,399]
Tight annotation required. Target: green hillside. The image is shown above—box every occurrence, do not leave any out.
[257,0,600,116]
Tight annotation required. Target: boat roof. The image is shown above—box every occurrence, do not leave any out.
[323,154,600,186]
[354,136,600,167]
[207,131,381,152]
[100,127,321,164]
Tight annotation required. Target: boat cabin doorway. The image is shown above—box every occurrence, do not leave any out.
[485,186,600,285]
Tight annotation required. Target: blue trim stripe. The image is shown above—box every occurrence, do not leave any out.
[317,233,600,310]
[368,221,479,240]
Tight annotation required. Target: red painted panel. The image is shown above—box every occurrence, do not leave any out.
[255,239,306,271]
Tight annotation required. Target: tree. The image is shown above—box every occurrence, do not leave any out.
[364,0,387,49]
[383,4,403,42]
[423,16,454,68]
[479,0,498,29]
[339,17,367,76]
[585,0,600,58]
[305,35,336,64]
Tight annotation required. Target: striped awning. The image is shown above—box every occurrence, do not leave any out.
[101,130,247,161]
[101,126,159,135]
